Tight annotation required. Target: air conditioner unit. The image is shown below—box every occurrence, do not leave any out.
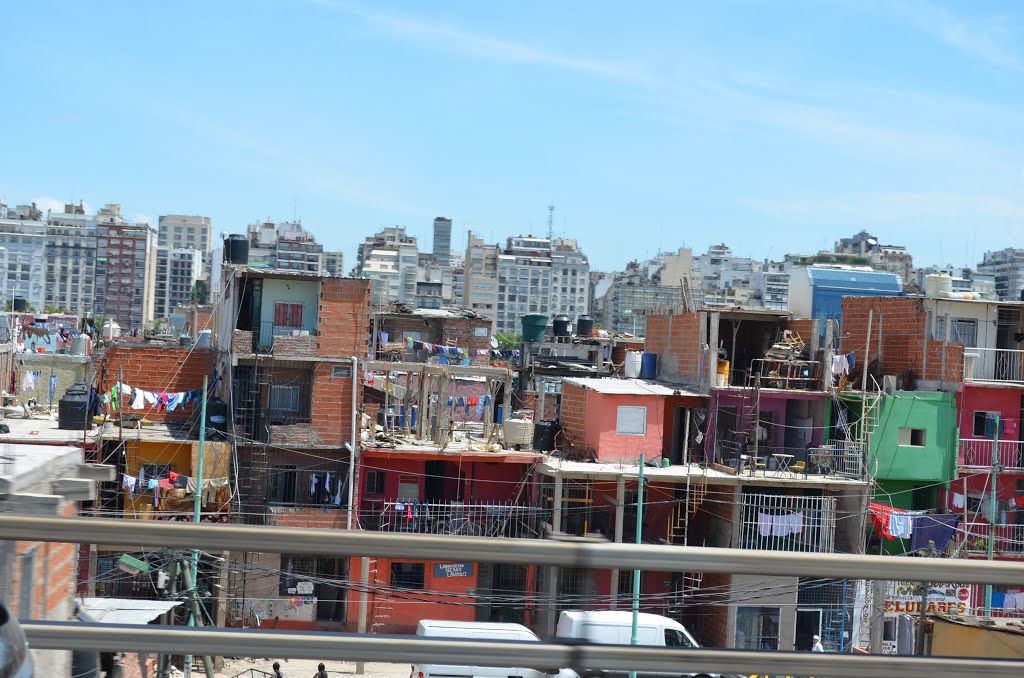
[882,375,897,394]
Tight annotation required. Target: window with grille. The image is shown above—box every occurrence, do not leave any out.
[269,385,300,412]
[364,471,386,495]
[274,302,303,328]
[279,554,316,595]
[268,465,298,504]
[390,562,425,590]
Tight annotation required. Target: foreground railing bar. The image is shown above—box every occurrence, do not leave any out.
[20,623,1023,678]
[2,515,1023,585]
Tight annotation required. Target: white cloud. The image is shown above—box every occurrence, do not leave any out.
[311,0,657,86]
[31,196,92,217]
[890,0,1024,73]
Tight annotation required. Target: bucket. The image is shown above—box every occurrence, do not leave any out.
[624,351,642,378]
[640,352,657,379]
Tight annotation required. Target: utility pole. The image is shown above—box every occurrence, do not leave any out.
[985,414,1001,616]
[159,558,179,678]
[186,376,211,677]
[629,455,645,678]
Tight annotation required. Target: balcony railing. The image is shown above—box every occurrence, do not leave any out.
[359,501,544,539]
[959,438,1024,472]
[810,440,867,480]
[739,492,836,553]
[956,520,1024,556]
[964,347,1024,384]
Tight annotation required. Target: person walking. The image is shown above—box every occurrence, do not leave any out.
[313,663,328,678]
[811,634,825,652]
[272,662,284,678]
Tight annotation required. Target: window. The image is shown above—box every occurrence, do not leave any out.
[269,385,300,412]
[279,554,315,595]
[735,606,780,650]
[364,471,385,495]
[268,465,298,504]
[664,628,695,648]
[897,428,927,446]
[391,562,425,589]
[141,463,172,480]
[973,411,1000,437]
[616,406,647,435]
[274,302,303,328]
[936,318,978,346]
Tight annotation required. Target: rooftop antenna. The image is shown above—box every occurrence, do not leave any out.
[547,203,555,240]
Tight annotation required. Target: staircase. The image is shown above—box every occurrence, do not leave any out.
[667,469,707,545]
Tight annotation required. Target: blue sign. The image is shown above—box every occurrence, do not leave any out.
[433,562,474,579]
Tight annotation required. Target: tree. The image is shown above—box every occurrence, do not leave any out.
[495,332,522,350]
[191,280,210,305]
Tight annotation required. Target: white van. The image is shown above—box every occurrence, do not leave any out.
[412,619,580,678]
[555,611,720,678]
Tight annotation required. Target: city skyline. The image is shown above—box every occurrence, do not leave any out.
[1,1,1022,271]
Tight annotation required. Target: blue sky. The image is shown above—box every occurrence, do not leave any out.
[1,0,1022,271]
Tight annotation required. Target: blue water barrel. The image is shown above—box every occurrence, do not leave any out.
[640,352,658,379]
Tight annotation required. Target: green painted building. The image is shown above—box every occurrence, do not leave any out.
[867,390,958,554]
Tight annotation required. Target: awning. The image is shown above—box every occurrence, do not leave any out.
[78,598,184,625]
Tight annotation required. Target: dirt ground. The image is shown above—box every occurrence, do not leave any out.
[220,657,411,678]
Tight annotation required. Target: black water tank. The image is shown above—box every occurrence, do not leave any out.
[206,397,228,440]
[533,420,560,452]
[576,314,594,337]
[552,314,571,337]
[225,234,250,265]
[58,382,90,430]
[11,297,26,312]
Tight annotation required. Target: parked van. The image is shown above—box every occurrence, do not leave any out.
[556,611,722,678]
[412,620,579,678]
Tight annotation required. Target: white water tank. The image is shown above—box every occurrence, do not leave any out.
[624,351,643,378]
[503,418,535,447]
[925,273,953,298]
[101,320,121,340]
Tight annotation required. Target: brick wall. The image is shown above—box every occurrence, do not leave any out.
[787,318,816,344]
[265,506,351,530]
[272,334,317,358]
[316,278,370,358]
[6,499,78,622]
[311,361,359,446]
[645,313,703,383]
[839,301,929,385]
[558,382,587,443]
[380,315,493,365]
[120,653,157,678]
[97,345,214,422]
[521,391,559,421]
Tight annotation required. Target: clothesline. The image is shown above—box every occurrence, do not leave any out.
[103,375,213,413]
[404,337,521,360]
[869,502,961,551]
[121,470,230,509]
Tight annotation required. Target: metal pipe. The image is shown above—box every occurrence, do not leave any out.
[20,622,1024,678]
[2,515,1024,585]
[347,355,358,531]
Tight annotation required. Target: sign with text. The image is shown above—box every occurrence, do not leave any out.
[884,581,970,616]
[433,562,474,579]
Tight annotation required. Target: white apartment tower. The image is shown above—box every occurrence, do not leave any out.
[158,214,213,275]
[0,202,47,312]
[354,226,419,304]
[154,247,202,319]
[45,202,98,316]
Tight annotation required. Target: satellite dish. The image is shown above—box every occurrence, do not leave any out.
[490,336,499,349]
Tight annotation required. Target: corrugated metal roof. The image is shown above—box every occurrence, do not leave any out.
[806,267,903,292]
[563,377,703,397]
[78,598,183,625]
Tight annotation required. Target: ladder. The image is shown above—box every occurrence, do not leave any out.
[367,558,395,634]
[666,467,707,545]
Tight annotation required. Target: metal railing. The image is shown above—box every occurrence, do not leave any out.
[959,438,1024,471]
[22,622,1024,678]
[965,347,1024,384]
[957,520,1024,555]
[739,493,836,553]
[359,501,544,538]
[810,440,867,479]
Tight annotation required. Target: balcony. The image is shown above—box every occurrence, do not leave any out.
[359,501,544,539]
[959,438,1024,472]
[964,347,1024,385]
[956,520,1024,556]
[739,492,836,553]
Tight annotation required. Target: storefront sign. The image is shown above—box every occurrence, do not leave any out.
[433,562,474,578]
[884,581,970,616]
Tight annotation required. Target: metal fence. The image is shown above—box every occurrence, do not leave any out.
[958,520,1024,556]
[959,438,1024,471]
[967,347,1024,384]
[359,501,544,538]
[740,492,836,553]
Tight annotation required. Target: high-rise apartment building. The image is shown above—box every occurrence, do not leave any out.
[322,251,344,277]
[158,214,213,275]
[44,202,97,316]
[247,220,324,274]
[463,232,499,317]
[432,217,452,268]
[154,247,202,319]
[94,204,157,331]
[977,248,1024,301]
[354,226,419,304]
[0,202,46,311]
